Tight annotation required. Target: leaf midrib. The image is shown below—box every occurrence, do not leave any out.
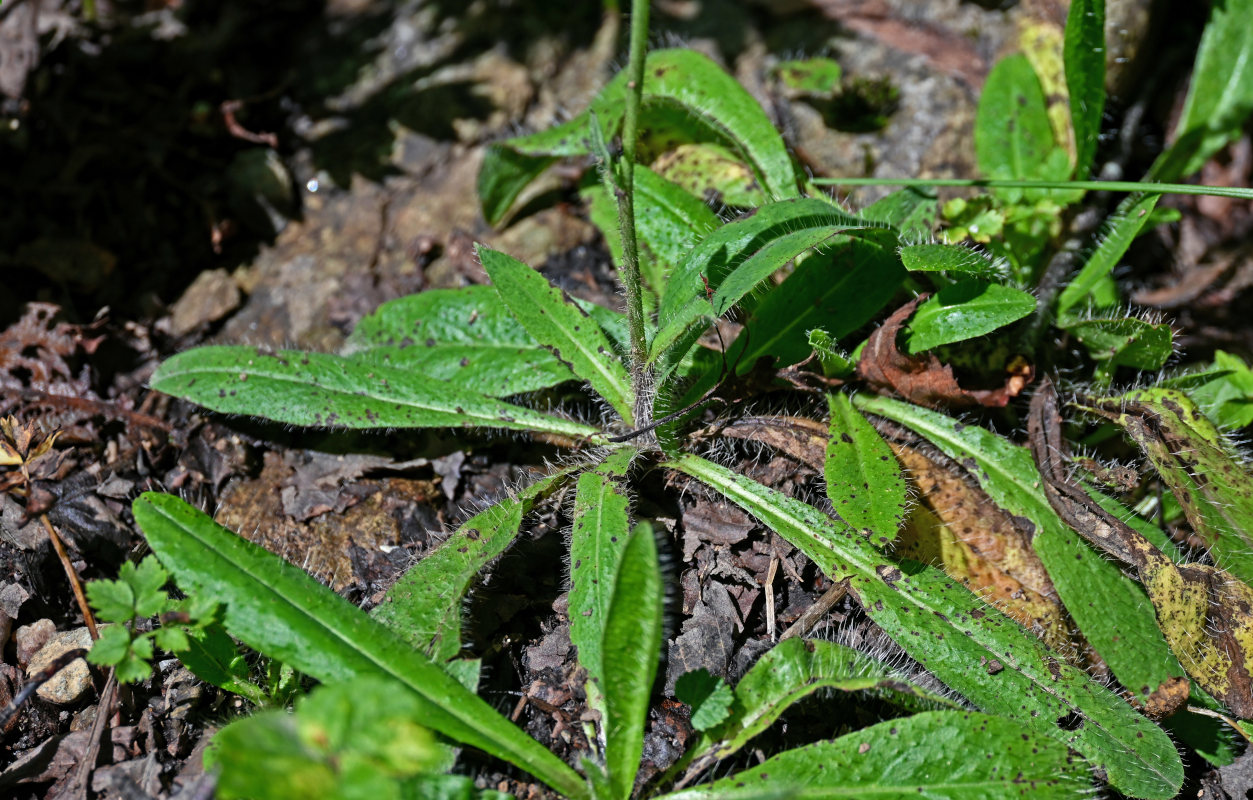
[671,455,1177,793]
[507,276,633,425]
[157,362,600,438]
[144,498,588,798]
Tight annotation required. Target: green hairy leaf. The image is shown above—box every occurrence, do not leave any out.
[585,165,719,294]
[1055,193,1160,319]
[177,622,265,705]
[808,329,856,378]
[661,711,1087,800]
[476,148,558,227]
[601,522,663,800]
[710,227,858,317]
[631,49,799,200]
[825,393,908,547]
[650,198,874,374]
[133,492,588,800]
[1166,350,1253,429]
[904,280,1037,353]
[209,678,440,800]
[1065,315,1174,371]
[673,638,958,778]
[728,235,905,373]
[854,395,1188,716]
[650,142,769,208]
[344,286,575,397]
[898,243,1003,278]
[478,48,798,224]
[151,346,601,441]
[774,57,843,95]
[669,454,1183,799]
[1064,0,1106,179]
[674,669,734,732]
[372,469,577,660]
[1156,0,1253,179]
[478,245,635,426]
[860,188,937,241]
[976,54,1069,195]
[569,448,636,724]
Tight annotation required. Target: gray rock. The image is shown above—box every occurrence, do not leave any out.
[0,582,29,651]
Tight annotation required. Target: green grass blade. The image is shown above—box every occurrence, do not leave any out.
[478,246,635,426]
[344,286,575,397]
[826,393,908,547]
[1064,0,1106,179]
[903,280,1036,353]
[569,448,637,725]
[601,522,663,800]
[133,492,588,800]
[854,395,1188,714]
[660,711,1089,800]
[810,177,1253,201]
[372,468,578,660]
[668,454,1182,799]
[151,346,601,441]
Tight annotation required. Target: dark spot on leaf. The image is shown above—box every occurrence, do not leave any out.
[876,564,902,585]
[1055,712,1083,731]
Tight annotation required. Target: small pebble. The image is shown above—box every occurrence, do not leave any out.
[15,618,55,667]
[27,626,96,704]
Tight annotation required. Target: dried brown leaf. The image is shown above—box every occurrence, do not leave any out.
[890,442,1075,657]
[0,304,96,397]
[1029,377,1253,718]
[857,296,1033,409]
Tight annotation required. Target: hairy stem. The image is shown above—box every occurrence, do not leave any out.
[812,176,1253,201]
[617,0,651,423]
